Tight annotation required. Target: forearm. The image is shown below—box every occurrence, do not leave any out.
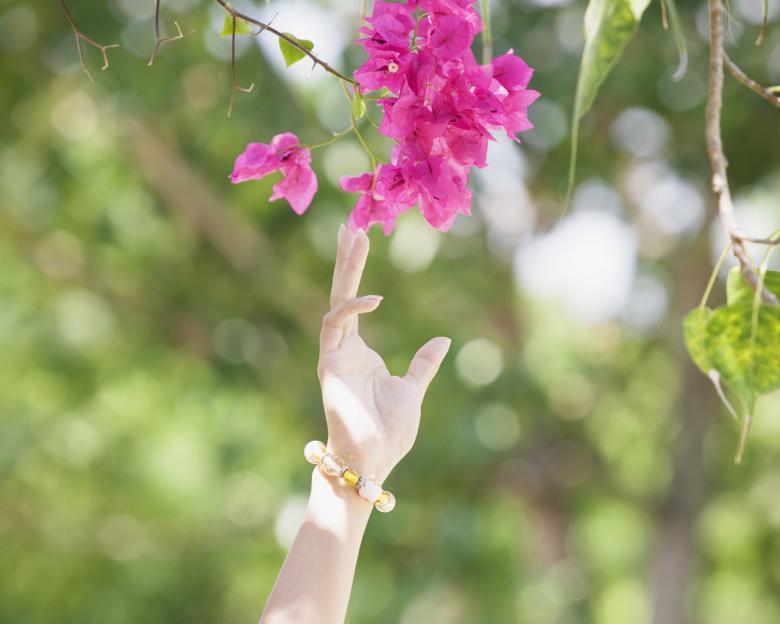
[260,468,373,624]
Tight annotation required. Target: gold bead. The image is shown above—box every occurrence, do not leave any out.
[341,467,361,487]
[304,441,327,465]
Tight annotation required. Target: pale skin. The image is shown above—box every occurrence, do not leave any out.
[260,225,451,624]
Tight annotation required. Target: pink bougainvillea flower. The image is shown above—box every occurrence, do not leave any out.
[353,49,411,93]
[345,0,539,233]
[413,156,471,231]
[358,0,415,52]
[340,165,416,234]
[228,1,539,234]
[230,132,317,215]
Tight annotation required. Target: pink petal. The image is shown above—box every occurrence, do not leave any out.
[429,15,471,60]
[270,161,318,215]
[230,142,276,183]
[339,173,374,193]
[270,132,301,153]
[492,51,534,91]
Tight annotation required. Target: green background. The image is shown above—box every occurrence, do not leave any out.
[2,0,780,622]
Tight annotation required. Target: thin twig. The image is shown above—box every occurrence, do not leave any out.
[724,53,780,108]
[756,0,769,45]
[148,0,195,66]
[705,0,778,307]
[740,234,780,245]
[57,0,119,82]
[227,8,257,118]
[213,0,357,85]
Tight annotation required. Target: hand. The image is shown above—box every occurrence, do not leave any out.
[317,225,451,483]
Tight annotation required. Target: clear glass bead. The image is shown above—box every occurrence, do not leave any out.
[374,491,396,513]
[358,477,383,503]
[304,441,327,465]
[319,453,346,477]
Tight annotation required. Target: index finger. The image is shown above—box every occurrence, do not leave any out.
[330,229,369,311]
[329,225,353,307]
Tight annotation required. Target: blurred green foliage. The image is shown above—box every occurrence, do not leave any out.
[2,1,780,623]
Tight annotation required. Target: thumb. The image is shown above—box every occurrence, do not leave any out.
[405,336,452,395]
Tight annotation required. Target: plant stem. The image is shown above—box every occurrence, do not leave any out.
[306,127,354,151]
[213,0,358,85]
[699,243,732,309]
[480,0,492,64]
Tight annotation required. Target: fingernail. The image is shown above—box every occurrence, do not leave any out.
[437,337,452,351]
[363,295,383,303]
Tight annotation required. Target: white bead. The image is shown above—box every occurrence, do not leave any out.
[358,478,383,503]
[304,441,327,465]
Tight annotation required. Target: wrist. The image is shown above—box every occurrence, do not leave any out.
[324,441,394,484]
[306,468,373,534]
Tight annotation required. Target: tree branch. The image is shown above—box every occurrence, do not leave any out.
[705,0,779,307]
[57,0,119,82]
[724,53,780,109]
[147,0,195,67]
[212,0,358,86]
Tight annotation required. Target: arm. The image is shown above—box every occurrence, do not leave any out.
[260,225,451,624]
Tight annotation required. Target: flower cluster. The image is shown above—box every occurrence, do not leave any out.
[230,0,539,234]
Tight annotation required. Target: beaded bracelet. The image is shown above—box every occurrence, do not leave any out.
[304,441,396,513]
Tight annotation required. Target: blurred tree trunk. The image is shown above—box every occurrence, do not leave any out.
[650,239,720,624]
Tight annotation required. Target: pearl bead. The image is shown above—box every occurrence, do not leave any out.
[304,441,327,465]
[319,453,345,477]
[358,477,383,503]
[374,491,396,513]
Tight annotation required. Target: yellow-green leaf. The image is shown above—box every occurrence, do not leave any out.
[684,307,713,374]
[567,0,652,198]
[278,33,314,67]
[220,14,254,37]
[726,267,780,305]
[351,92,367,120]
[705,302,780,404]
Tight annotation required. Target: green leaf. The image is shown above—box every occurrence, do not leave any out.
[220,14,254,37]
[278,33,314,67]
[726,267,780,305]
[684,307,714,374]
[566,0,652,200]
[705,302,780,404]
[351,92,367,120]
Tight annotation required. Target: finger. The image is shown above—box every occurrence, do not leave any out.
[320,295,383,353]
[405,337,452,395]
[330,230,369,311]
[330,225,354,307]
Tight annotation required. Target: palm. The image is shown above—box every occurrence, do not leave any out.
[317,227,450,482]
